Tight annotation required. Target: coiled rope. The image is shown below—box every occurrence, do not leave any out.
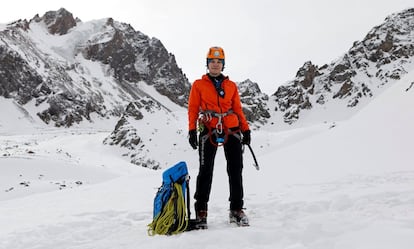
[148,183,188,235]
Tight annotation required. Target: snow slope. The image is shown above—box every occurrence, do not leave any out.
[1,73,414,248]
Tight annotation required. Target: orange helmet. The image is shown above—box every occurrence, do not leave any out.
[206,46,225,68]
[206,46,225,60]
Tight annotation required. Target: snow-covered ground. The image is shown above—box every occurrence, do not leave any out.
[1,73,414,248]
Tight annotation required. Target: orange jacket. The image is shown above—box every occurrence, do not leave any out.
[188,74,250,132]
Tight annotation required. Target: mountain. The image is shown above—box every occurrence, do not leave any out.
[267,8,414,126]
[1,8,414,167]
[0,8,271,167]
[0,8,190,128]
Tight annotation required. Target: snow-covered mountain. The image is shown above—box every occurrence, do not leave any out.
[1,7,414,167]
[0,8,190,128]
[0,8,196,167]
[267,8,414,127]
[3,8,413,129]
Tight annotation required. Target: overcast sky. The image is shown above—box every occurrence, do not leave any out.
[1,0,412,94]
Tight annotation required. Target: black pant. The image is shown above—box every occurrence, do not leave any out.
[194,129,244,211]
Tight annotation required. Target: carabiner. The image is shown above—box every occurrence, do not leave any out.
[215,114,223,134]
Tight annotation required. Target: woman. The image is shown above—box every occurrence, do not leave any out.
[187,46,251,228]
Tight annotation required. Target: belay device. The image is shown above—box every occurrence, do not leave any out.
[147,161,199,235]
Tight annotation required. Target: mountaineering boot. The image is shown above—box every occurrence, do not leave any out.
[195,210,208,229]
[229,209,249,227]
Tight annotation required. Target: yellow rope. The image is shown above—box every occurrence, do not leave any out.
[148,183,188,235]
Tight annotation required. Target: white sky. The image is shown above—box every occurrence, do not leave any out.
[1,0,412,94]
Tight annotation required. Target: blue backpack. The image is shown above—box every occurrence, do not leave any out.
[148,161,190,235]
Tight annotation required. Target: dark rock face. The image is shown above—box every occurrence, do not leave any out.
[0,47,43,104]
[103,102,144,151]
[296,61,320,90]
[103,100,162,169]
[36,91,105,127]
[238,79,270,126]
[41,8,78,35]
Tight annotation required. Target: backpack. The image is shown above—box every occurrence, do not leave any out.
[147,161,191,235]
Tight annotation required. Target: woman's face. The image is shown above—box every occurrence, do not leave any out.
[207,59,223,76]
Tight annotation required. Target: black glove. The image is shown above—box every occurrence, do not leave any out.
[188,130,198,150]
[241,130,251,145]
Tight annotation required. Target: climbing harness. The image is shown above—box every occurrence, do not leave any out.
[197,110,239,146]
